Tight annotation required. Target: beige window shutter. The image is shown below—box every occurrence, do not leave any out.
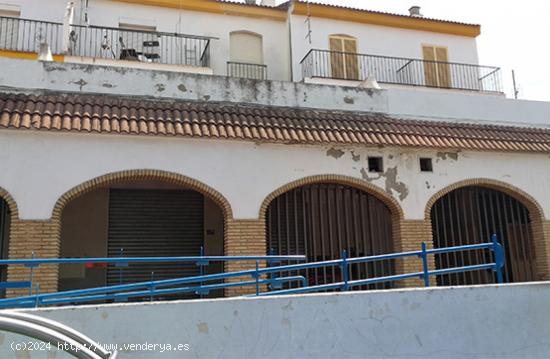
[330,35,358,80]
[343,38,358,80]
[230,31,263,64]
[435,46,451,88]
[423,45,451,88]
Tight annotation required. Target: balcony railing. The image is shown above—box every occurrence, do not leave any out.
[301,49,503,93]
[0,16,214,67]
[227,61,267,80]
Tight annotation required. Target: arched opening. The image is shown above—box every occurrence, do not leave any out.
[58,178,226,299]
[430,186,537,286]
[0,197,10,297]
[265,182,394,290]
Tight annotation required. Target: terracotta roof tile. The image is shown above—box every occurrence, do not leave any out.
[2,92,550,153]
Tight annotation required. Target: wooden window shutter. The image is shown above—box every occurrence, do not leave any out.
[329,36,345,79]
[330,36,358,80]
[343,38,358,80]
[435,46,451,88]
[423,45,451,88]
[422,45,437,87]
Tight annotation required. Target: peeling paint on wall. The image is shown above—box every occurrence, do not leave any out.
[326,148,345,159]
[73,79,87,91]
[343,96,354,104]
[351,151,360,162]
[155,84,166,92]
[360,166,409,201]
[436,151,459,161]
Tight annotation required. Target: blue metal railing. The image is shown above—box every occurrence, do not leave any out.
[0,235,504,308]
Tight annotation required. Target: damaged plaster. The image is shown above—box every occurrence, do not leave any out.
[326,148,345,159]
[436,151,459,161]
[360,166,409,201]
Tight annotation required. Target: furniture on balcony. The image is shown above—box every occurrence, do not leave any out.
[0,16,215,68]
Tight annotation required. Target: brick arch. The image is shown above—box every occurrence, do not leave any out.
[259,174,405,221]
[424,178,548,281]
[52,169,233,221]
[0,187,18,220]
[424,178,544,221]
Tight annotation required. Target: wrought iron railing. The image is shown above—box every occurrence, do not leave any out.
[0,16,63,54]
[0,236,503,308]
[227,61,267,80]
[301,49,503,93]
[68,24,213,67]
[0,16,214,67]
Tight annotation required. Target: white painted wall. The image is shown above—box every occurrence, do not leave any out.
[290,14,480,81]
[0,130,548,221]
[1,282,550,358]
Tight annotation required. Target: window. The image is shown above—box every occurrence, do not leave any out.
[368,157,383,173]
[422,45,451,88]
[329,34,358,80]
[419,158,433,172]
[229,31,263,64]
[0,5,21,50]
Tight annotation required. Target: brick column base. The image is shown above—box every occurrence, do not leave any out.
[6,220,60,297]
[224,219,266,297]
[393,219,435,288]
[533,219,550,281]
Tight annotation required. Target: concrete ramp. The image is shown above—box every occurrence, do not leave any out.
[1,282,549,358]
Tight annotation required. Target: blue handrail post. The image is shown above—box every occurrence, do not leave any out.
[255,260,260,296]
[34,284,40,308]
[491,234,504,284]
[341,250,349,291]
[420,242,430,287]
[28,251,35,296]
[199,246,204,298]
[150,271,155,302]
[118,248,124,286]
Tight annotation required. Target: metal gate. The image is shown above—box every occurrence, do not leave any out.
[107,189,204,287]
[431,186,536,286]
[266,183,394,290]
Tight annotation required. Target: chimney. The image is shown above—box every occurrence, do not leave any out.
[260,0,276,6]
[408,6,423,17]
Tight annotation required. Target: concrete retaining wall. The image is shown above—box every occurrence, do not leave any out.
[1,282,549,358]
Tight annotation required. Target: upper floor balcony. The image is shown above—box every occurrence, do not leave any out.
[0,16,214,72]
[301,49,503,94]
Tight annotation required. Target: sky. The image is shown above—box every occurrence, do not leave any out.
[268,0,550,102]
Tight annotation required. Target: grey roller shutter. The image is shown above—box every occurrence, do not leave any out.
[107,189,204,287]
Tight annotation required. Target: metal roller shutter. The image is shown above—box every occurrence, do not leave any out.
[107,189,204,288]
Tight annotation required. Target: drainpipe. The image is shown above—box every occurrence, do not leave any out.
[62,1,75,54]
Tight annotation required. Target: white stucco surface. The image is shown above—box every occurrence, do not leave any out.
[2,282,550,358]
[0,130,548,221]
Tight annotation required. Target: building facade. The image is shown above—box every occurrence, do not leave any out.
[0,0,549,297]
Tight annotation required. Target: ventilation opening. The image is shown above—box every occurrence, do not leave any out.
[368,157,383,173]
[419,158,433,172]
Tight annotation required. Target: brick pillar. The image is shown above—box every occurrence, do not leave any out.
[224,219,266,296]
[393,219,436,288]
[6,220,60,297]
[533,218,550,281]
